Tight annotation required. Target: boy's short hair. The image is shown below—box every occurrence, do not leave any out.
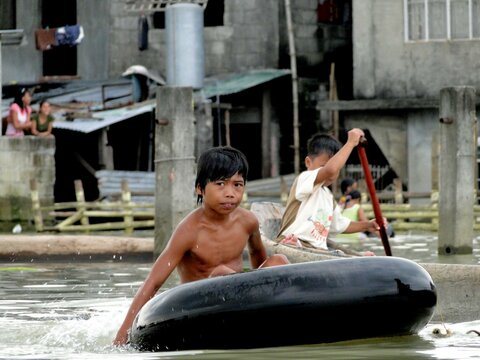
[307,133,341,158]
[195,146,249,204]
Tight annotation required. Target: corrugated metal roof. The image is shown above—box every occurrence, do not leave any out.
[53,100,155,133]
[3,69,290,134]
[200,69,291,98]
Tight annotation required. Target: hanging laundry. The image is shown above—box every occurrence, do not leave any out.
[35,24,84,51]
[56,25,84,46]
[138,15,149,51]
[35,28,57,50]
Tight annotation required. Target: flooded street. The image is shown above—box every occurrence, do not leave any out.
[0,233,479,359]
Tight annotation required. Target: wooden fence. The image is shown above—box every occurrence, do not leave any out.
[30,176,480,234]
[30,179,154,234]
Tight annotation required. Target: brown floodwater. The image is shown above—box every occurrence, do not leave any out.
[0,232,479,359]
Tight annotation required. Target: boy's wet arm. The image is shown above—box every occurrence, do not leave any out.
[247,228,268,268]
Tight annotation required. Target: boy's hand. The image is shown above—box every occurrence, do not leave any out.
[368,217,389,237]
[347,128,365,147]
[113,330,129,346]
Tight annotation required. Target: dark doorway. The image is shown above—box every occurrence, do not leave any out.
[42,0,77,76]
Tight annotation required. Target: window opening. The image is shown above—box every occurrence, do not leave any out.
[405,0,480,41]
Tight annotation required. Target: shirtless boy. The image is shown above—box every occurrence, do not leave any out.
[113,146,289,345]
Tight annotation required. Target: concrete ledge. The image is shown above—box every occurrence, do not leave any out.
[0,234,154,262]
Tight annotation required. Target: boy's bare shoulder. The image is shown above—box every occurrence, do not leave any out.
[235,207,259,226]
[174,208,203,233]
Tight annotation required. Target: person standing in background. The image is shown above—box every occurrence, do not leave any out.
[5,88,32,137]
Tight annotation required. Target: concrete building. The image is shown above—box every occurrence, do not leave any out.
[1,1,351,203]
[328,0,480,197]
[5,0,471,227]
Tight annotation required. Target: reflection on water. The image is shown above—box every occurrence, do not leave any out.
[0,233,479,359]
[338,232,480,264]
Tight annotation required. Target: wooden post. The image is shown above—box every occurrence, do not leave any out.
[121,179,134,234]
[393,178,403,204]
[224,109,231,146]
[329,63,339,196]
[74,179,90,231]
[438,86,476,255]
[280,176,289,205]
[261,87,271,178]
[30,179,44,232]
[154,87,197,258]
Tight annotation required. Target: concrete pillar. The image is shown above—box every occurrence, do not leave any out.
[154,87,197,258]
[438,86,476,255]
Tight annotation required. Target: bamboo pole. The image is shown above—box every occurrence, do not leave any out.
[55,211,84,230]
[329,63,339,139]
[74,179,90,231]
[121,179,134,234]
[225,109,231,146]
[57,220,155,232]
[329,63,340,195]
[284,0,300,174]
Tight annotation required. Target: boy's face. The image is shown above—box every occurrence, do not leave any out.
[305,153,331,171]
[196,172,245,214]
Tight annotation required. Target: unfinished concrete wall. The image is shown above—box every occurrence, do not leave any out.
[344,113,408,183]
[344,109,439,199]
[1,0,42,84]
[77,1,110,80]
[109,0,280,79]
[0,137,55,229]
[353,0,480,99]
[2,1,111,83]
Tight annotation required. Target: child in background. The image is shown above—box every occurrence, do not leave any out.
[31,99,54,137]
[275,129,379,256]
[338,177,358,209]
[335,190,369,248]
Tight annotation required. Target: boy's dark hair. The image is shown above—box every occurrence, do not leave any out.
[307,133,341,158]
[341,177,356,194]
[195,146,249,204]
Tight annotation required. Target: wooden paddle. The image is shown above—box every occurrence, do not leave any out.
[357,139,393,256]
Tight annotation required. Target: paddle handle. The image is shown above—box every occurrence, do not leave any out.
[357,142,393,256]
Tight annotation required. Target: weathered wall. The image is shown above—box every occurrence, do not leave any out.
[3,1,346,85]
[351,0,480,196]
[0,137,55,229]
[345,110,439,197]
[2,1,110,83]
[77,0,110,80]
[353,0,480,99]
[2,0,42,84]
[108,0,281,78]
[344,112,408,183]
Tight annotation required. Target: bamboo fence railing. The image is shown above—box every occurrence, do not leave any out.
[30,177,480,234]
[30,179,154,234]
